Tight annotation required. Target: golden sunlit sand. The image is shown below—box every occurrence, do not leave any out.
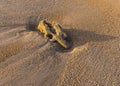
[0,0,120,86]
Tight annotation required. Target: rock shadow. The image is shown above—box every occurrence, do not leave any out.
[64,29,116,49]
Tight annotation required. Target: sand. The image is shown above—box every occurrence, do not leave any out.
[0,0,120,86]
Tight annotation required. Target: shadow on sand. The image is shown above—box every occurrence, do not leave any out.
[56,28,116,52]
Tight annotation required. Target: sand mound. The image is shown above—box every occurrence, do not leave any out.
[0,0,120,86]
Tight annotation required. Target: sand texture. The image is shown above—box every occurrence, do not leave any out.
[0,0,120,86]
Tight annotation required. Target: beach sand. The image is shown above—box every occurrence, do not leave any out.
[0,0,120,86]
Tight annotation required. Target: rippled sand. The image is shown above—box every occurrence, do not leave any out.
[0,0,120,86]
